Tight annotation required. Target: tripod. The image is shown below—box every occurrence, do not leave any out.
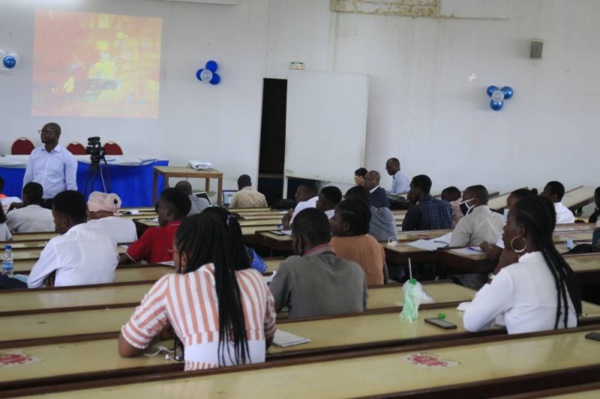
[84,154,111,197]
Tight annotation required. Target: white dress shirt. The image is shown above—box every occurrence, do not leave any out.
[450,205,505,247]
[89,216,137,243]
[27,222,118,288]
[23,144,78,199]
[464,251,577,334]
[0,223,11,241]
[290,196,318,224]
[325,209,335,219]
[188,195,210,215]
[554,202,575,224]
[390,170,410,194]
[6,205,55,233]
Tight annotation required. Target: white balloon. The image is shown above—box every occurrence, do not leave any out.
[200,69,213,82]
[491,89,505,103]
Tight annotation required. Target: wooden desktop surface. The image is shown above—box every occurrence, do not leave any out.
[16,329,600,399]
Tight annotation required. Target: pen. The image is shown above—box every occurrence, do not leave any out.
[433,240,447,244]
[468,247,485,253]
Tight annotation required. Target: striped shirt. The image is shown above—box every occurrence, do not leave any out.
[121,263,277,371]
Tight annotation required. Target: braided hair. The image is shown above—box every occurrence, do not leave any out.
[511,196,582,328]
[174,212,251,366]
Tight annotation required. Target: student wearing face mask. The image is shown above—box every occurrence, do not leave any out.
[449,185,505,247]
[480,188,538,260]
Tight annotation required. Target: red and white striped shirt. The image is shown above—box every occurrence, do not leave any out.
[121,263,277,370]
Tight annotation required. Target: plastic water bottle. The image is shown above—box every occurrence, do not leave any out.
[401,278,419,321]
[2,245,14,277]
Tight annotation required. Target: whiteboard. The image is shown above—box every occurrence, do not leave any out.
[284,70,369,185]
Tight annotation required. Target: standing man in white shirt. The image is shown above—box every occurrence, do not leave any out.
[23,122,78,209]
[27,191,118,288]
[542,181,575,224]
[385,157,410,194]
[6,182,55,233]
[281,183,318,229]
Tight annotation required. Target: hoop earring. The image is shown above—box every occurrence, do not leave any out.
[510,236,527,254]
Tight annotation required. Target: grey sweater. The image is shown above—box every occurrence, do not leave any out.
[269,244,367,319]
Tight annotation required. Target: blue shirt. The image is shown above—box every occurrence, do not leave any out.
[23,144,78,199]
[401,195,452,231]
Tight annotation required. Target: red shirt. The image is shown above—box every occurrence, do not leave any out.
[126,221,181,264]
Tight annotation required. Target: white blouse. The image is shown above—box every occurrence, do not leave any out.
[463,251,577,334]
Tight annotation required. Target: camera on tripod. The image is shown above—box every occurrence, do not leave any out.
[86,137,106,163]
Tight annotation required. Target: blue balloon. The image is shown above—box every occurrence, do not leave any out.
[205,60,218,72]
[3,55,16,69]
[490,100,504,111]
[210,73,221,85]
[196,69,204,81]
[501,86,514,99]
[486,85,498,97]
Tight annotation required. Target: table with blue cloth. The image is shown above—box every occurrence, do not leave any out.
[0,155,168,207]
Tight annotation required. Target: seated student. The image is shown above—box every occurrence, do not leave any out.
[229,175,268,209]
[6,183,54,233]
[315,186,342,219]
[450,185,504,247]
[119,188,191,265]
[0,176,5,199]
[463,196,581,334]
[175,180,210,216]
[270,208,366,318]
[344,186,398,241]
[118,212,276,370]
[385,157,410,194]
[0,205,10,241]
[402,175,452,231]
[363,171,389,208]
[589,187,600,223]
[354,167,368,186]
[281,183,318,229]
[202,207,268,273]
[26,191,118,288]
[480,188,538,260]
[542,181,575,224]
[87,192,137,243]
[441,186,463,228]
[330,198,388,286]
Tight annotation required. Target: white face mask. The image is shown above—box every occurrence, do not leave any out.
[459,199,476,216]
[503,208,509,222]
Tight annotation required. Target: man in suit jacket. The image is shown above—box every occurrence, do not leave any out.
[363,171,389,208]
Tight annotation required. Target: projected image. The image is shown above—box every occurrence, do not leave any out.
[32,10,162,118]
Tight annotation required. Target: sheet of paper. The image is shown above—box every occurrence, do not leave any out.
[273,329,311,347]
[452,247,486,256]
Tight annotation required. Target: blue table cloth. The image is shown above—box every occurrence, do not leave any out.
[0,159,168,207]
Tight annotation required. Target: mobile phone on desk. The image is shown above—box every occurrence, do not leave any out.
[425,318,457,330]
[585,332,600,342]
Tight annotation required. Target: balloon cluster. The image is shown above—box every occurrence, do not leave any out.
[486,86,513,111]
[196,60,220,85]
[0,49,20,73]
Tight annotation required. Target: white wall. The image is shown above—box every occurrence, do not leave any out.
[266,0,600,194]
[1,0,599,195]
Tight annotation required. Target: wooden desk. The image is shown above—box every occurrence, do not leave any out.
[152,166,223,205]
[255,231,293,252]
[396,229,451,242]
[563,186,596,210]
[382,242,437,264]
[11,327,600,399]
[565,253,600,284]
[7,232,58,242]
[0,283,153,316]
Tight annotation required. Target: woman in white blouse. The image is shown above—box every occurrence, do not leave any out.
[464,195,581,334]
